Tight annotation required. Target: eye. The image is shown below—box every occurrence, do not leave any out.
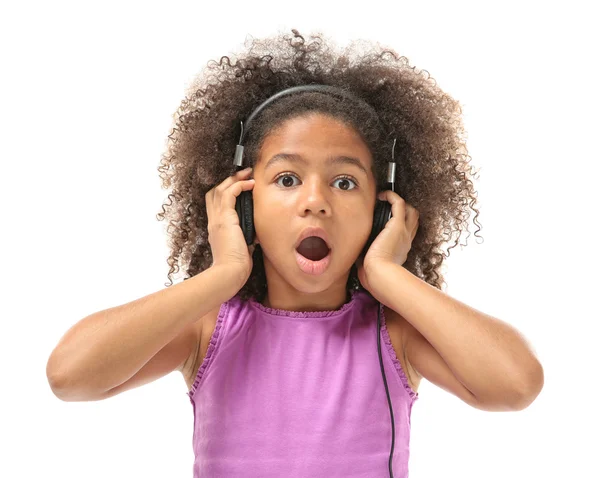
[275,173,358,190]
[332,176,358,191]
[275,174,300,188]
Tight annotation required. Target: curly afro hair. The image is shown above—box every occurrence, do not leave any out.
[156,29,482,302]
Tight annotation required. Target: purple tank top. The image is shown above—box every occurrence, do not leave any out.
[187,288,419,477]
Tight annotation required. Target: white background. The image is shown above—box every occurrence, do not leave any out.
[2,1,597,477]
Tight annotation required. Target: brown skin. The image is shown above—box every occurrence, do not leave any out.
[157,29,483,302]
[252,113,377,312]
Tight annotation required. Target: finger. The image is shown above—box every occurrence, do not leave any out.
[221,178,255,210]
[215,167,253,194]
[406,204,419,231]
[378,190,406,221]
[207,168,252,212]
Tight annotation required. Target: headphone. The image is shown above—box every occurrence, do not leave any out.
[232,84,399,477]
[233,84,397,258]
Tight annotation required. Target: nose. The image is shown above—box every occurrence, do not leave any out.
[297,175,332,217]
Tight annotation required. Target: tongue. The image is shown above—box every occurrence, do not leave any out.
[297,237,330,261]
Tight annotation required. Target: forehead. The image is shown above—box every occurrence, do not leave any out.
[257,114,373,170]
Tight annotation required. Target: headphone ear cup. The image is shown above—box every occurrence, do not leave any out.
[361,199,392,257]
[235,190,255,246]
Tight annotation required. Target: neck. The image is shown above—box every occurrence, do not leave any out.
[261,286,352,312]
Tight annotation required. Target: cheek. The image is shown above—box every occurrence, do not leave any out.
[341,202,373,228]
[251,197,286,245]
[349,208,376,246]
[252,185,289,223]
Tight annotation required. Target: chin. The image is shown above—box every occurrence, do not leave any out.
[270,254,353,294]
[290,277,336,294]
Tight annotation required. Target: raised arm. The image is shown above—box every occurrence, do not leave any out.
[46,265,245,401]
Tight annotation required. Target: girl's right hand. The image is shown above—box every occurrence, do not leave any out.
[205,167,257,284]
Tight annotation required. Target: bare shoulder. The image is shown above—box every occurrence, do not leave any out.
[382,305,422,394]
[182,304,222,392]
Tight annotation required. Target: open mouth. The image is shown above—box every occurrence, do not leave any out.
[295,236,331,262]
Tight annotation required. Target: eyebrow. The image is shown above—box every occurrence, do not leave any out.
[264,153,369,176]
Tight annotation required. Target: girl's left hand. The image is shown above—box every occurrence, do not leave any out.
[356,190,420,293]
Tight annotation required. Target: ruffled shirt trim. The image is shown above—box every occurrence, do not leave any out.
[187,300,228,401]
[187,290,419,403]
[248,288,360,318]
[379,302,419,402]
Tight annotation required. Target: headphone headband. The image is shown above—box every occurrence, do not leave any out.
[233,83,396,192]
[238,84,379,145]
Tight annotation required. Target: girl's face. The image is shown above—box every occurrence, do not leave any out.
[252,113,377,301]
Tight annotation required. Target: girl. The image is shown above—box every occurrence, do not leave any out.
[46,29,544,477]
